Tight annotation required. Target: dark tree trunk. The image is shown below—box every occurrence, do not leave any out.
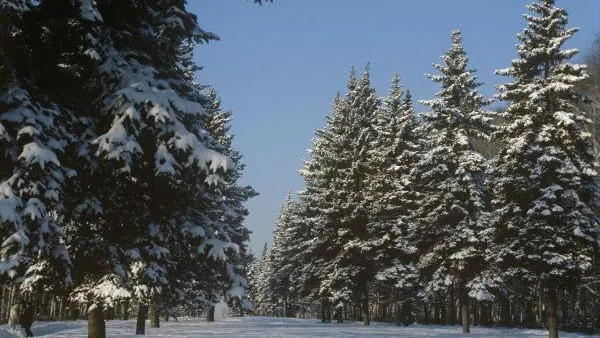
[480,302,491,327]
[473,300,479,326]
[361,294,370,325]
[320,297,328,323]
[433,302,440,324]
[123,302,129,320]
[448,285,456,326]
[500,295,511,327]
[423,302,430,325]
[538,287,544,328]
[560,290,568,329]
[285,299,294,318]
[547,288,558,338]
[334,304,343,323]
[440,295,447,325]
[149,302,159,328]
[459,285,470,334]
[403,298,413,326]
[88,305,105,338]
[206,305,215,322]
[375,292,380,322]
[136,304,147,335]
[395,300,402,325]
[525,300,536,328]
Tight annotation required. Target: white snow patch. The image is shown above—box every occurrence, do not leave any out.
[2,316,599,338]
[18,142,60,170]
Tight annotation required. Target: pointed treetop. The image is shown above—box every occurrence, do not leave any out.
[347,66,357,89]
[362,63,371,82]
[383,72,404,114]
[261,242,269,255]
[404,88,412,104]
[451,28,462,45]
[389,72,402,98]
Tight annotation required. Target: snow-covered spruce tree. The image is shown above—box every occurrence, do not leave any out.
[300,67,379,325]
[58,1,237,336]
[281,199,315,318]
[269,192,299,317]
[297,93,347,322]
[194,88,257,317]
[0,0,92,300]
[368,75,421,326]
[412,29,491,332]
[253,243,275,316]
[488,1,599,337]
[245,253,260,314]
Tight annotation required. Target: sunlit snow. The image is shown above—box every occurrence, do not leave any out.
[1,317,598,338]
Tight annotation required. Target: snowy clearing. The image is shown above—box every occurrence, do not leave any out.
[0,316,599,338]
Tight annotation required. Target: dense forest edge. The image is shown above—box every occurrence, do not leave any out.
[248,2,600,338]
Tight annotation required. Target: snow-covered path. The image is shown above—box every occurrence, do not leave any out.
[1,316,599,337]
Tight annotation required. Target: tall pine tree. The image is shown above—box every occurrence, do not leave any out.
[488,1,599,337]
[368,75,421,326]
[300,66,379,325]
[412,29,491,333]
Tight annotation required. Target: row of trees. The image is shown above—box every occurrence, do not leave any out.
[0,1,264,337]
[249,2,600,338]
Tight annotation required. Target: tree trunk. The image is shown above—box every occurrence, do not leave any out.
[441,295,448,325]
[538,286,544,328]
[395,300,401,325]
[560,290,568,328]
[403,298,413,326]
[525,300,536,328]
[136,304,147,335]
[88,305,106,338]
[448,284,456,325]
[1,286,8,323]
[320,297,328,323]
[433,302,440,324]
[375,291,380,322]
[361,293,370,325]
[500,295,511,327]
[423,302,430,325]
[149,302,159,328]
[460,285,470,334]
[285,299,293,318]
[206,305,215,322]
[123,302,129,320]
[479,302,492,326]
[547,288,558,338]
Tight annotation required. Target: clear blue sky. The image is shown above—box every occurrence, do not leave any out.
[189,0,600,256]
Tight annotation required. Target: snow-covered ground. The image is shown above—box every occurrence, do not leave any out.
[1,316,599,338]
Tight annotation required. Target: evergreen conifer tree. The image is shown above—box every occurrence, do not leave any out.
[270,192,297,317]
[369,75,421,326]
[412,29,491,332]
[0,0,88,298]
[254,243,274,316]
[488,1,599,337]
[300,66,379,325]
